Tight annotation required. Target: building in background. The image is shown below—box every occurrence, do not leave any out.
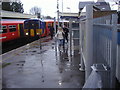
[95,0,111,11]
[118,1,120,11]
[79,0,111,13]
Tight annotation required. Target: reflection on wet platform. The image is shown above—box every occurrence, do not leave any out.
[2,38,85,88]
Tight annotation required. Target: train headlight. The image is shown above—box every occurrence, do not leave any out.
[37,33,40,35]
[26,33,29,35]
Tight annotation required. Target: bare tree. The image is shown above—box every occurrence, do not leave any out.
[29,6,41,15]
[2,0,24,13]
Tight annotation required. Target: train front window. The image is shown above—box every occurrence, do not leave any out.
[29,20,39,29]
[24,22,28,29]
[35,22,39,28]
[1,26,7,33]
[9,25,16,32]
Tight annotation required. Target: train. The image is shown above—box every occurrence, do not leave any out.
[0,19,54,43]
[1,19,25,42]
[24,19,69,38]
[0,19,69,43]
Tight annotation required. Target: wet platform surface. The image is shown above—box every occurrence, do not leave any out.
[2,36,85,88]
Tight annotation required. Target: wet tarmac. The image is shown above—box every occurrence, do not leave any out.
[2,37,85,88]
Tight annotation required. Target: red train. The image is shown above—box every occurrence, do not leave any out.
[1,20,25,42]
[0,19,69,43]
[0,19,54,43]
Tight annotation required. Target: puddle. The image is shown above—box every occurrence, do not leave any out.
[2,63,11,68]
[16,63,24,66]
[19,61,25,63]
[31,51,37,53]
[29,50,37,53]
[16,61,25,66]
[42,80,44,82]
[60,78,70,83]
[52,43,55,45]
[21,51,28,53]
[37,52,41,54]
[65,68,71,71]
[37,50,47,54]
[63,57,69,60]
[52,46,54,49]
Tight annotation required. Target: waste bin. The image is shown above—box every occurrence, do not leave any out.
[83,64,110,88]
[91,64,110,88]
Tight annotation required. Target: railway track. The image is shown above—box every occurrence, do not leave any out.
[2,36,50,54]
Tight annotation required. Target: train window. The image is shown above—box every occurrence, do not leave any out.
[24,22,28,29]
[9,25,16,32]
[1,26,7,33]
[36,22,39,28]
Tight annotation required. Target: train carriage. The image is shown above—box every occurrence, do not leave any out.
[23,19,57,38]
[24,19,47,38]
[43,19,56,36]
[0,20,24,42]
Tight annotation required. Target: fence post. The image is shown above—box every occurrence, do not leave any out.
[54,17,56,34]
[79,21,85,71]
[69,19,72,56]
[110,13,117,88]
[85,5,93,80]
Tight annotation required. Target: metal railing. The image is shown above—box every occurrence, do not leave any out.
[79,5,118,88]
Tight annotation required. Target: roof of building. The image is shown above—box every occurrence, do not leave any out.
[59,12,78,19]
[1,10,37,19]
[79,0,111,11]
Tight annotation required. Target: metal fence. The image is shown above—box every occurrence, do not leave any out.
[79,5,117,88]
[69,19,80,56]
[116,25,120,84]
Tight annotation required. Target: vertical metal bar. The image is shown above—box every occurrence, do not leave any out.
[79,21,85,71]
[106,35,109,63]
[54,17,56,33]
[54,18,57,48]
[69,19,72,56]
[110,14,117,88]
[62,0,64,26]
[39,20,42,50]
[54,17,58,64]
[85,5,93,80]
[108,37,110,65]
[57,0,60,27]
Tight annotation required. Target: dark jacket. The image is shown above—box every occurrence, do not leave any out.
[63,27,69,36]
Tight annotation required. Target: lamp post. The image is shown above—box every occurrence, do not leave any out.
[62,0,64,27]
[37,13,42,50]
[57,0,60,27]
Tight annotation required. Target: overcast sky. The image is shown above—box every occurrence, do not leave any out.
[21,0,118,17]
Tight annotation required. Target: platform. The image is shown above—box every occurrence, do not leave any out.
[2,36,85,88]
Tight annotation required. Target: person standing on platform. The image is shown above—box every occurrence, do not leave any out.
[55,27,65,50]
[49,26,54,39]
[63,25,69,43]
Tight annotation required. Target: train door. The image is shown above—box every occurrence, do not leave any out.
[19,24,24,37]
[44,22,48,36]
[45,22,50,36]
